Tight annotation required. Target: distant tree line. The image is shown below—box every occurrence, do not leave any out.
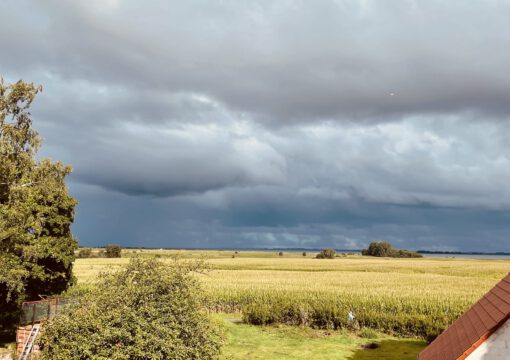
[362,242,422,258]
[77,244,122,258]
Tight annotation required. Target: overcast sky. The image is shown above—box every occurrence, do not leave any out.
[2,0,510,251]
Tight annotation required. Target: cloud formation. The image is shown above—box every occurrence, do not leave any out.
[2,0,510,251]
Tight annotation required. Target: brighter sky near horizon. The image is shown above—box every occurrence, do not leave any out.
[2,0,510,251]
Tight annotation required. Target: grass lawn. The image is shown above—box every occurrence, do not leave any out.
[219,316,426,360]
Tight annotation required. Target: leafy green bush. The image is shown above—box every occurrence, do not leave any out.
[39,258,224,359]
[105,244,122,258]
[316,249,336,259]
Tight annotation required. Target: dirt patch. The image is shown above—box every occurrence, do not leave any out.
[360,342,380,350]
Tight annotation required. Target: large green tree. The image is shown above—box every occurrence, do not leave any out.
[0,79,77,336]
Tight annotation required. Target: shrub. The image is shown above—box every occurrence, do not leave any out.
[302,252,307,257]
[105,244,122,258]
[39,258,224,359]
[278,251,283,257]
[391,249,422,258]
[77,248,91,258]
[316,248,336,259]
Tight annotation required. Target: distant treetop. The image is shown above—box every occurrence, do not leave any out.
[361,241,422,258]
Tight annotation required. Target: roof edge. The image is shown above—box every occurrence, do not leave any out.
[457,314,510,360]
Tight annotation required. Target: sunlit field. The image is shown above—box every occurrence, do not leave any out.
[73,249,510,338]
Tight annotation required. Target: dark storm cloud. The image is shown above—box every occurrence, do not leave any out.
[72,182,510,252]
[2,0,510,251]
[2,0,510,121]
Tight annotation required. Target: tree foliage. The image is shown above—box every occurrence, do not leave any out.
[316,248,336,259]
[105,244,122,258]
[362,242,393,257]
[0,79,77,335]
[39,258,224,360]
[361,242,422,258]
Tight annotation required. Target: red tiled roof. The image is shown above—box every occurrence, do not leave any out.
[419,273,510,360]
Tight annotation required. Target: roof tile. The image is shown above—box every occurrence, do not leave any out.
[419,273,510,360]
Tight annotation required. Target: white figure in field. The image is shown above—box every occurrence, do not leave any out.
[348,310,355,322]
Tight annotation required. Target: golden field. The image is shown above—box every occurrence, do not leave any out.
[73,250,510,337]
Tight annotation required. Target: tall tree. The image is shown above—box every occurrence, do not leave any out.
[0,79,77,336]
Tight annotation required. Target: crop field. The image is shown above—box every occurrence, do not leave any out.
[73,249,510,339]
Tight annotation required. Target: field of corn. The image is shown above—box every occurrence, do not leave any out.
[73,249,510,339]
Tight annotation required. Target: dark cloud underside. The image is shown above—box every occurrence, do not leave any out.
[2,0,510,251]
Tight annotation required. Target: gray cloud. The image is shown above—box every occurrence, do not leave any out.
[2,0,510,121]
[2,0,510,251]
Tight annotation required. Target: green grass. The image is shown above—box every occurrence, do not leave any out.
[218,315,426,360]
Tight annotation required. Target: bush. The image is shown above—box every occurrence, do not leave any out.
[316,248,336,259]
[391,249,423,258]
[39,258,224,359]
[105,244,122,258]
[302,252,307,257]
[77,248,92,258]
[278,251,283,257]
